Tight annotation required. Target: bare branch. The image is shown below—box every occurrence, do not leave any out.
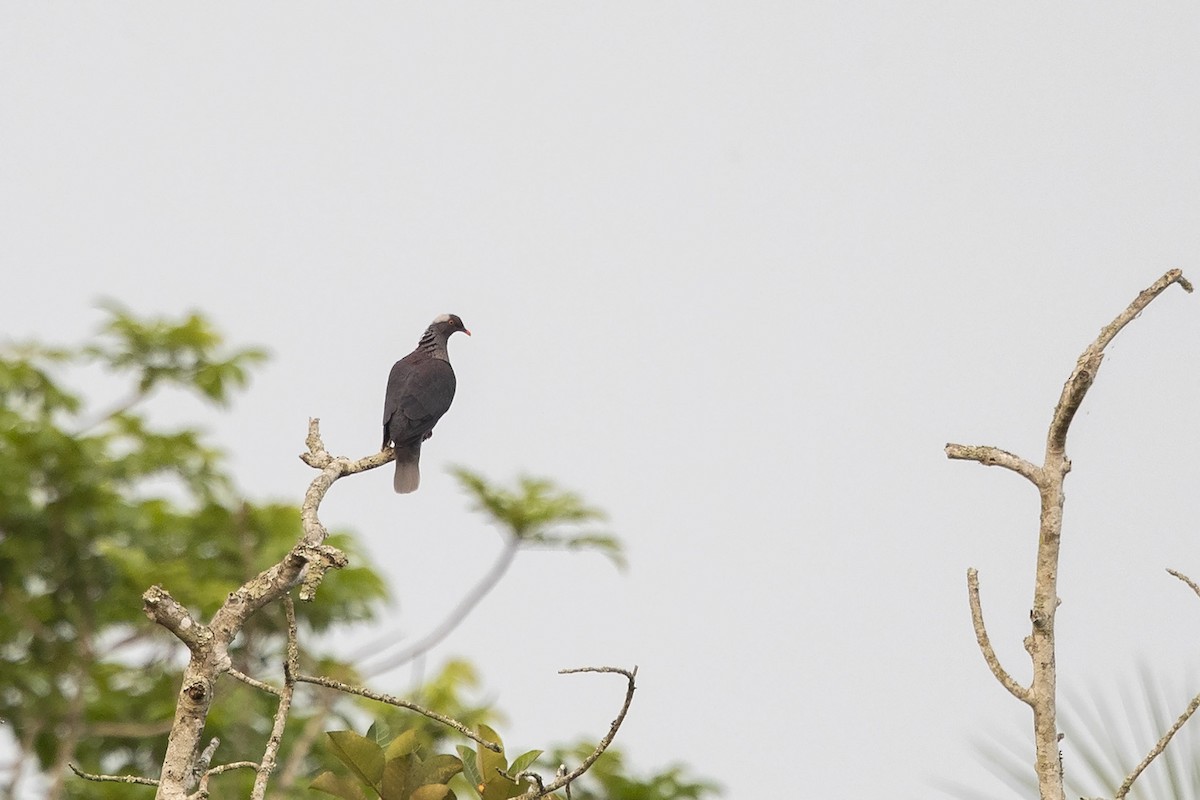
[1109,570,1200,798]
[1168,568,1200,601]
[70,763,159,786]
[948,271,1191,800]
[227,667,281,697]
[142,586,208,651]
[966,569,1032,704]
[205,761,259,775]
[1115,689,1200,800]
[274,692,336,791]
[944,444,1042,486]
[1046,269,1192,456]
[529,666,638,798]
[189,761,260,800]
[149,421,362,799]
[298,417,393,547]
[251,596,299,800]
[294,673,502,751]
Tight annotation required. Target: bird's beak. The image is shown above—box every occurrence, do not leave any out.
[463,328,472,336]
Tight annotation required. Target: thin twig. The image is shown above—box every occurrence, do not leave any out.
[1110,570,1200,798]
[206,761,259,776]
[251,596,299,799]
[69,763,159,786]
[294,673,502,751]
[1115,690,1200,799]
[1167,568,1200,601]
[227,667,282,697]
[528,666,638,798]
[273,692,336,791]
[966,569,1032,704]
[189,761,261,800]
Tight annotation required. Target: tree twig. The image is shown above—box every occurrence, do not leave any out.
[1115,690,1200,799]
[294,673,501,752]
[1167,568,1200,601]
[944,444,1042,486]
[227,667,282,697]
[70,763,160,786]
[524,666,638,798]
[966,569,1031,704]
[251,596,299,799]
[1110,569,1200,799]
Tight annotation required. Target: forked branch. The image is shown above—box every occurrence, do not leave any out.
[947,270,1191,800]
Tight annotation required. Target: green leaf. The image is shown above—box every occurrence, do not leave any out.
[458,746,483,792]
[507,749,542,778]
[381,752,415,800]
[385,728,420,759]
[417,753,464,787]
[410,783,453,800]
[474,724,523,800]
[311,770,373,800]
[475,723,507,785]
[327,730,385,790]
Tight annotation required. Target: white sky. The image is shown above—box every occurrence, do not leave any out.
[3,4,1199,798]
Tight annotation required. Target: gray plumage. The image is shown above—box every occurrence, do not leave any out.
[382,313,470,493]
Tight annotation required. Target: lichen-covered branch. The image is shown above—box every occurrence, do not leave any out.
[947,270,1190,800]
[944,444,1042,486]
[146,419,375,799]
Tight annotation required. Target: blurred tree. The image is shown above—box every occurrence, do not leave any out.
[0,306,386,798]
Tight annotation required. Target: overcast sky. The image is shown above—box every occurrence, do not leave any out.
[3,4,1199,798]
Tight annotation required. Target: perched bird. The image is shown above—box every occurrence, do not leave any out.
[382,313,471,493]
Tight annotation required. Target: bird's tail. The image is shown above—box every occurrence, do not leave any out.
[393,445,421,494]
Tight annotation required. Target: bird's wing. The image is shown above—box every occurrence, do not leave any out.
[384,357,456,446]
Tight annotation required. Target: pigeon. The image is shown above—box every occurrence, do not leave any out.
[382,313,470,493]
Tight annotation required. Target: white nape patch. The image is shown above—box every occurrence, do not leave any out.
[432,313,452,323]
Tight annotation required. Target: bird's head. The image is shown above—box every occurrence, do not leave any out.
[432,313,471,337]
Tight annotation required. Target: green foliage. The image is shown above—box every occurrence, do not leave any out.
[0,306,386,798]
[544,744,720,800]
[313,729,462,800]
[456,724,542,800]
[87,299,268,403]
[319,722,721,800]
[450,467,625,569]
